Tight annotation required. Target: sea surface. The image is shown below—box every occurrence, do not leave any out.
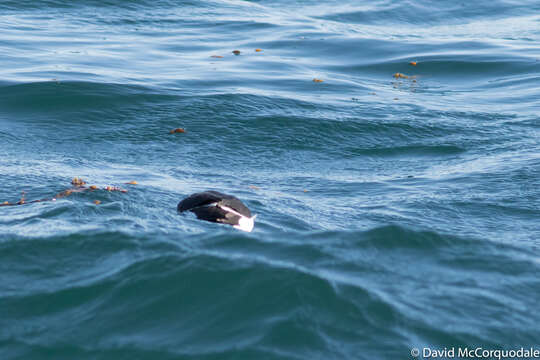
[1,0,539,359]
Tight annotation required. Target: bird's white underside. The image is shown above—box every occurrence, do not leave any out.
[218,204,256,232]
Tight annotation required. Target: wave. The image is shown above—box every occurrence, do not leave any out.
[2,225,539,359]
[1,0,201,11]
[0,82,485,158]
[317,0,540,25]
[0,81,176,114]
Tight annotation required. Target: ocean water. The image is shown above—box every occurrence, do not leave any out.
[1,0,539,358]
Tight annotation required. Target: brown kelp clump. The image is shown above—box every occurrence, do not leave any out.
[393,72,409,79]
[0,177,136,207]
[169,128,186,134]
[71,177,86,186]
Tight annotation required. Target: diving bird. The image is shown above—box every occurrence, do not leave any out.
[177,191,256,232]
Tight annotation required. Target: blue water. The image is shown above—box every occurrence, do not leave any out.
[1,0,539,359]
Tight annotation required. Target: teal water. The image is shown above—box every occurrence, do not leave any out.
[1,1,539,359]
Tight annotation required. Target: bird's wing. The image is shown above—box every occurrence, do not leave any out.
[177,191,224,212]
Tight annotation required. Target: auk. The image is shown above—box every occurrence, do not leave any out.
[177,191,256,232]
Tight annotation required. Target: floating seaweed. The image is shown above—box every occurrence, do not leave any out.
[313,78,324,83]
[255,49,263,52]
[71,177,86,186]
[232,50,241,55]
[17,191,26,205]
[169,128,186,134]
[105,186,127,193]
[0,178,129,207]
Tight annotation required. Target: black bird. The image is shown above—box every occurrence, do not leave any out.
[177,191,256,232]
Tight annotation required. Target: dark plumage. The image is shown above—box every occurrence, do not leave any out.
[177,191,255,231]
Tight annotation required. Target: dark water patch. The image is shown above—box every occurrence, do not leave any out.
[1,0,200,11]
[181,112,477,158]
[0,251,400,359]
[0,81,175,117]
[345,144,465,157]
[0,202,72,226]
[334,224,463,250]
[0,231,183,298]
[0,340,192,360]
[4,90,482,163]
